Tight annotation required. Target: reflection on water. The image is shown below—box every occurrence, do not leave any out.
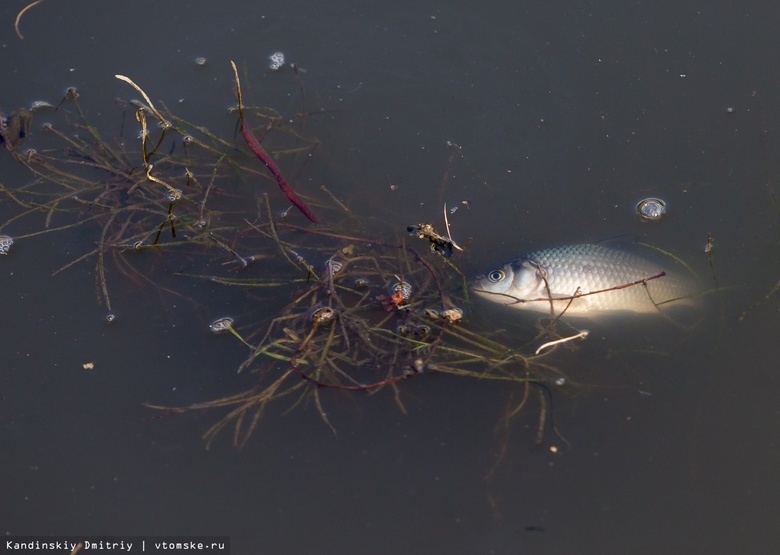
[1,0,778,553]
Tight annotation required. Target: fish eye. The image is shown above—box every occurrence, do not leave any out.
[487,269,505,282]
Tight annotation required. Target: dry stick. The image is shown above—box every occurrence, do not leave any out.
[230,61,321,224]
[14,0,44,39]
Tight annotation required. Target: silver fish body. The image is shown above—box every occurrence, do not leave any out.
[473,243,696,317]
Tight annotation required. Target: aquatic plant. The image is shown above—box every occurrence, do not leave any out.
[0,64,644,449]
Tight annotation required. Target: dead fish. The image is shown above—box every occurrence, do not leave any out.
[473,243,697,317]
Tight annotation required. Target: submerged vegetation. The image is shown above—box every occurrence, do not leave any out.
[1,63,671,449]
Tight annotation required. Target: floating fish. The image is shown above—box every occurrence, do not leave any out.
[473,243,697,317]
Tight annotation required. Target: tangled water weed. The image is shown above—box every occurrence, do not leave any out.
[0,65,587,449]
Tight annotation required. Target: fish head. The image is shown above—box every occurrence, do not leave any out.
[472,259,544,306]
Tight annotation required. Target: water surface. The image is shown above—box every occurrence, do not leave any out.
[1,1,778,553]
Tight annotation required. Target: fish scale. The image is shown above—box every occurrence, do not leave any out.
[473,243,696,316]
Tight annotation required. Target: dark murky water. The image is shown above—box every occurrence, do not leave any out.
[2,1,778,553]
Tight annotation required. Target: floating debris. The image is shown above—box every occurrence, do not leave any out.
[439,307,464,325]
[408,223,455,258]
[0,235,13,255]
[209,317,234,334]
[194,57,207,66]
[423,307,463,325]
[636,197,667,221]
[311,307,336,326]
[704,232,713,254]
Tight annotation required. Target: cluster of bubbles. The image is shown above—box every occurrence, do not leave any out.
[391,281,413,302]
[0,235,13,255]
[268,52,285,71]
[166,188,183,202]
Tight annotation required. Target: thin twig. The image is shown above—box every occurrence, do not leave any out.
[14,0,44,39]
[535,330,589,355]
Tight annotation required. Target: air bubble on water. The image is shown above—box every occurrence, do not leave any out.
[0,235,14,255]
[105,313,116,323]
[554,377,566,386]
[209,317,234,334]
[166,189,183,202]
[311,307,336,326]
[30,100,55,111]
[636,197,667,221]
[391,281,413,301]
[268,52,285,71]
[194,57,207,66]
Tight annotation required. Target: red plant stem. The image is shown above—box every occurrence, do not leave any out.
[240,120,321,224]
